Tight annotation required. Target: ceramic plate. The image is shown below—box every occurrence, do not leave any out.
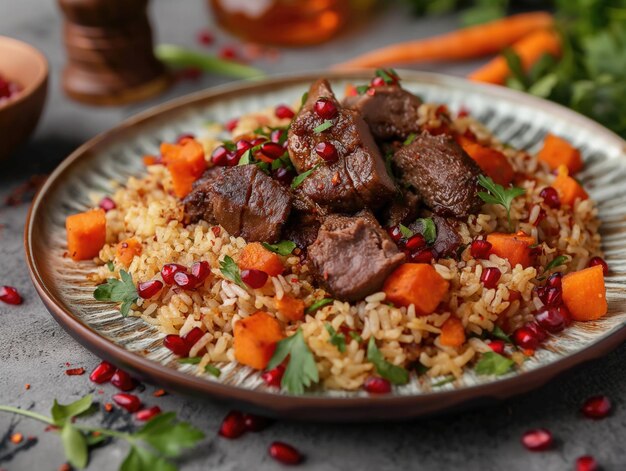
[25,71,626,421]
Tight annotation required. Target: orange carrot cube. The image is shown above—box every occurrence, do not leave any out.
[66,209,107,261]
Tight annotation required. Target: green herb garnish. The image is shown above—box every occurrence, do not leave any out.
[431,376,455,387]
[178,357,202,365]
[106,261,115,272]
[305,298,334,314]
[355,84,370,95]
[205,364,221,378]
[375,68,398,84]
[219,255,245,288]
[403,133,417,146]
[93,270,138,317]
[415,217,437,244]
[545,255,569,272]
[267,329,319,394]
[398,224,413,238]
[475,351,515,376]
[491,325,512,344]
[367,337,409,385]
[262,241,297,256]
[477,174,526,232]
[325,324,346,353]
[349,331,364,343]
[313,120,333,134]
[291,164,321,189]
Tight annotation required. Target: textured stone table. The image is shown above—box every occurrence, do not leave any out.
[1,1,625,470]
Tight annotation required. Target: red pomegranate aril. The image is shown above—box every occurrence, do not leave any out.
[243,413,272,432]
[183,327,205,349]
[163,334,190,356]
[581,395,611,419]
[161,264,187,285]
[470,239,492,259]
[211,146,230,166]
[219,45,237,60]
[260,141,285,159]
[225,152,240,166]
[539,286,563,307]
[313,98,337,120]
[99,196,116,212]
[137,280,163,299]
[315,142,338,162]
[275,104,295,120]
[110,370,136,391]
[241,269,268,289]
[387,226,403,243]
[273,167,295,185]
[409,247,435,264]
[269,441,303,465]
[588,256,609,275]
[535,307,569,333]
[513,325,542,350]
[262,365,285,387]
[136,406,161,421]
[236,139,252,154]
[270,129,285,143]
[527,321,547,342]
[173,271,198,290]
[546,272,562,289]
[250,137,267,146]
[487,340,505,354]
[370,76,386,87]
[363,376,392,394]
[521,428,553,451]
[481,267,502,289]
[225,118,238,132]
[219,411,246,439]
[540,186,561,209]
[0,286,22,305]
[112,393,142,413]
[89,361,115,384]
[197,30,214,46]
[576,455,599,471]
[405,234,426,251]
[191,261,210,283]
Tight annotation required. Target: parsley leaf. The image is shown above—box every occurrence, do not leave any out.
[178,357,201,365]
[134,411,205,458]
[219,255,245,288]
[398,224,413,238]
[106,261,115,272]
[477,175,526,232]
[491,325,512,344]
[475,351,515,376]
[267,329,319,394]
[355,84,369,95]
[51,395,93,427]
[403,133,417,146]
[313,120,333,134]
[93,270,138,317]
[414,217,437,244]
[375,68,398,84]
[325,324,346,353]
[305,298,334,314]
[120,446,174,471]
[300,91,309,108]
[367,337,409,385]
[545,255,570,272]
[291,164,320,189]
[349,331,363,343]
[205,364,221,377]
[262,240,296,256]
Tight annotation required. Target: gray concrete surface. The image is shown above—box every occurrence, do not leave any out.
[1,1,625,470]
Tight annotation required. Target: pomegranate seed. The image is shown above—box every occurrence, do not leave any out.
[370,76,386,87]
[535,306,569,333]
[313,98,337,120]
[588,256,609,275]
[191,261,210,283]
[225,152,240,166]
[250,137,267,147]
[225,118,238,133]
[273,167,295,185]
[89,361,115,384]
[236,140,252,155]
[576,455,599,471]
[527,321,547,342]
[241,269,268,289]
[270,129,285,143]
[546,272,562,289]
[197,30,214,46]
[183,327,204,350]
[481,267,502,289]
[112,393,142,413]
[211,146,230,166]
[470,239,492,259]
[110,369,136,391]
[538,286,563,307]
[0,286,22,305]
[219,411,246,439]
[99,196,116,212]
[409,247,435,264]
[136,406,161,421]
[405,233,426,251]
[581,395,611,419]
[260,142,285,159]
[219,45,237,60]
[137,280,163,299]
[363,376,392,394]
[521,428,553,451]
[540,187,561,209]
[173,271,198,290]
[275,104,295,120]
[164,334,189,356]
[315,142,338,163]
[161,264,187,284]
[243,413,272,432]
[513,325,542,350]
[262,365,285,387]
[487,339,505,354]
[269,441,303,465]
[387,226,403,243]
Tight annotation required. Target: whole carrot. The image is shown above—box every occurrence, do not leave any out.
[468,29,561,84]
[335,12,554,69]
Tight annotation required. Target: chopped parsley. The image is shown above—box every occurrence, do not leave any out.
[367,337,409,385]
[349,331,363,343]
[205,364,221,377]
[403,133,417,146]
[291,164,321,189]
[477,175,526,232]
[415,217,437,244]
[93,270,138,317]
[219,255,245,288]
[267,329,319,394]
[106,261,115,272]
[262,240,296,256]
[375,68,398,84]
[313,120,333,134]
[325,324,346,353]
[491,326,512,344]
[355,84,370,95]
[545,255,570,272]
[475,351,515,376]
[178,357,201,365]
[398,224,413,238]
[305,298,334,314]
[300,91,309,108]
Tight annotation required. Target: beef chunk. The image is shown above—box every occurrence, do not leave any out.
[409,215,462,257]
[380,189,421,227]
[281,191,325,249]
[183,165,291,243]
[343,85,422,142]
[308,211,405,301]
[288,79,395,213]
[393,133,483,218]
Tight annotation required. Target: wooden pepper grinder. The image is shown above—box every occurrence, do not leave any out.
[58,0,170,105]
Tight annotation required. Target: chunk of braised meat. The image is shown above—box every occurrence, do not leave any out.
[379,189,421,228]
[282,190,325,250]
[183,165,291,243]
[308,211,405,302]
[409,215,462,258]
[342,85,422,142]
[287,79,395,213]
[392,133,482,218]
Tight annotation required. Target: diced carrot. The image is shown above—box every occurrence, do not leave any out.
[538,133,583,175]
[439,317,466,347]
[160,138,206,198]
[142,155,159,166]
[562,265,607,321]
[486,231,536,268]
[552,164,588,207]
[116,238,142,267]
[234,311,284,370]
[276,295,305,322]
[457,135,514,185]
[344,84,358,97]
[238,242,284,277]
[383,263,449,315]
[66,209,107,261]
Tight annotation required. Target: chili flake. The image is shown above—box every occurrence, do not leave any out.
[10,432,23,444]
[65,367,85,376]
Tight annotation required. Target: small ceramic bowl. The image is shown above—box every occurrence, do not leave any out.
[0,36,48,160]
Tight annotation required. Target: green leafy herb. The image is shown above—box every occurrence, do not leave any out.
[219,255,245,288]
[477,175,526,232]
[475,351,515,376]
[491,326,512,344]
[205,364,221,378]
[267,329,319,394]
[313,120,333,134]
[61,423,88,469]
[415,362,430,375]
[51,395,94,426]
[545,255,569,272]
[403,133,417,146]
[375,68,397,84]
[355,84,370,95]
[398,224,413,239]
[349,331,364,343]
[237,149,252,165]
[324,324,346,353]
[93,270,138,317]
[262,240,296,256]
[384,152,396,180]
[431,376,455,387]
[415,217,437,244]
[305,298,334,314]
[178,357,201,365]
[106,261,115,272]
[291,164,320,189]
[300,91,309,108]
[367,337,409,385]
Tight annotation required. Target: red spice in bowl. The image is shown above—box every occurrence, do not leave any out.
[0,74,21,104]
